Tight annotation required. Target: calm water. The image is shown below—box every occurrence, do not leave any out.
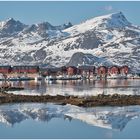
[3,79,140,96]
[0,103,140,139]
[0,79,140,138]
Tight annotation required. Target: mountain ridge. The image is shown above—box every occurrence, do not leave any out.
[0,12,139,72]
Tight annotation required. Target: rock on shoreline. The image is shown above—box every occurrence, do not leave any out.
[0,92,140,107]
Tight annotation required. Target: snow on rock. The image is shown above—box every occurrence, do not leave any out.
[0,12,139,72]
[67,52,112,67]
[64,12,131,35]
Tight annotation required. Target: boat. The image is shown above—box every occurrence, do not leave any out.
[46,75,81,81]
[34,76,42,82]
[58,77,81,80]
[127,74,140,79]
[0,86,24,91]
[107,74,127,79]
[9,77,34,81]
[46,76,57,81]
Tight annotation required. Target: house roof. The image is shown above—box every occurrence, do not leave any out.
[12,65,39,68]
[0,65,11,68]
[66,66,77,69]
[40,67,61,73]
[78,65,95,70]
[98,66,108,69]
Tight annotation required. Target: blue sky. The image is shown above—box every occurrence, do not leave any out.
[0,1,140,26]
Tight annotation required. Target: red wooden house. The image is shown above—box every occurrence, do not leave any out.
[40,67,61,76]
[61,66,67,75]
[11,66,39,73]
[0,66,11,73]
[78,65,95,78]
[108,66,120,75]
[120,65,129,75]
[97,66,108,78]
[66,66,77,76]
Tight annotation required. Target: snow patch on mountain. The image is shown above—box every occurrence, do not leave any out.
[0,12,139,72]
[64,12,131,36]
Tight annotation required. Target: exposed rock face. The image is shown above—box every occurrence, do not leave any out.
[67,52,112,67]
[0,18,26,37]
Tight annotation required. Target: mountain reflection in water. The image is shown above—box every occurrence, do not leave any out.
[0,103,140,131]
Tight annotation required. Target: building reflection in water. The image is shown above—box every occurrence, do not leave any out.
[2,79,140,96]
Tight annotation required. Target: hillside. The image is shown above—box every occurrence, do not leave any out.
[0,12,140,72]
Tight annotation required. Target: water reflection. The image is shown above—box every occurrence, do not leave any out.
[0,103,140,132]
[3,79,140,96]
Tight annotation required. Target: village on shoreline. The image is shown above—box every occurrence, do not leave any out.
[0,65,139,82]
[0,64,140,107]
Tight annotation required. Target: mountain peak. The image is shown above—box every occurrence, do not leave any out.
[94,11,131,28]
[111,11,123,16]
[106,11,129,22]
[6,17,15,22]
[0,17,26,36]
[4,17,24,26]
[105,11,124,18]
[65,12,131,35]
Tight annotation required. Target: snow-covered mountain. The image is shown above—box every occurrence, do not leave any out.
[0,12,140,72]
[0,18,27,37]
[0,103,140,131]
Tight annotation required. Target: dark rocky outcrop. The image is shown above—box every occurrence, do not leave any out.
[1,92,140,107]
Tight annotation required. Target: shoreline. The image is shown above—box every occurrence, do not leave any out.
[1,92,140,107]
